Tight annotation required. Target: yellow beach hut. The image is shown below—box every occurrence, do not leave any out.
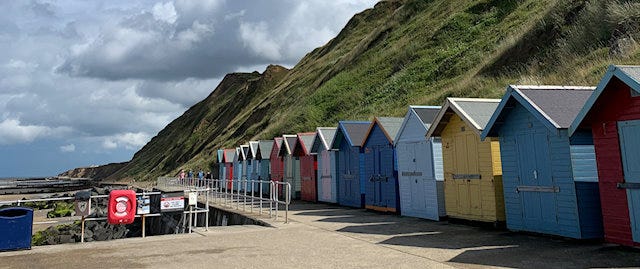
[426,98,505,223]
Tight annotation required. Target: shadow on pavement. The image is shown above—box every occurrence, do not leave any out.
[448,241,640,269]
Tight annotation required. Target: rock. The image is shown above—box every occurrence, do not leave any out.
[59,235,74,244]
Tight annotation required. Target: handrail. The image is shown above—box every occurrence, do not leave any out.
[157,177,291,223]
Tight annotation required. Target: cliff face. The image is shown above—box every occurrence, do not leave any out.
[63,0,640,181]
[59,162,127,179]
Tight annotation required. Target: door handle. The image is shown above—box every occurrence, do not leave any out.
[533,170,538,180]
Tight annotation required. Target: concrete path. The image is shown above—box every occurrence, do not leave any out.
[1,202,638,269]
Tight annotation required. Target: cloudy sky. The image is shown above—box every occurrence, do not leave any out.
[0,0,377,177]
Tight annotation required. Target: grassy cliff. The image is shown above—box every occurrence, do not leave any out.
[67,0,640,181]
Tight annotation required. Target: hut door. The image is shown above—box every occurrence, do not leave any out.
[618,120,640,242]
[516,132,556,230]
[410,143,428,211]
[453,133,481,216]
[321,150,332,201]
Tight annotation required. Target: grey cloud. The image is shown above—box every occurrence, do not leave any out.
[56,0,376,81]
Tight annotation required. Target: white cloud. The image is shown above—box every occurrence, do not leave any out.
[239,21,282,60]
[102,132,152,150]
[0,118,71,145]
[152,2,178,24]
[102,139,117,149]
[60,144,76,152]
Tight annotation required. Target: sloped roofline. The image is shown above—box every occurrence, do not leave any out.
[248,141,259,160]
[394,105,440,146]
[426,98,500,138]
[362,117,395,146]
[331,121,369,148]
[481,85,595,140]
[279,134,297,156]
[295,132,316,156]
[311,127,338,154]
[569,65,640,135]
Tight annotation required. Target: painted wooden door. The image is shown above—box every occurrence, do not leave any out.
[407,144,427,212]
[301,155,317,202]
[452,133,481,217]
[319,150,333,202]
[339,145,360,207]
[618,120,640,242]
[412,142,432,213]
[516,132,557,231]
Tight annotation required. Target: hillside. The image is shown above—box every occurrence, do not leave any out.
[63,0,640,181]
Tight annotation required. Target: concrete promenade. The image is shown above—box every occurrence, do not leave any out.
[1,202,639,269]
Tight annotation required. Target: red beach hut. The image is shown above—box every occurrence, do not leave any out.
[270,137,285,197]
[570,65,640,246]
[295,132,318,202]
[222,149,235,190]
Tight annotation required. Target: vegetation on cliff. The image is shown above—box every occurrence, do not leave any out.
[63,0,640,181]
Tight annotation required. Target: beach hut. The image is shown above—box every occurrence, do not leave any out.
[256,140,274,195]
[280,135,301,199]
[482,85,602,239]
[426,98,505,223]
[248,141,260,192]
[223,149,235,190]
[270,138,285,197]
[216,149,225,180]
[215,149,225,189]
[361,117,404,213]
[240,144,253,193]
[233,147,243,192]
[295,132,318,202]
[311,127,338,203]
[569,65,640,246]
[331,121,370,208]
[396,106,445,220]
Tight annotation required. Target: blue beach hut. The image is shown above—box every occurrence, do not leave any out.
[217,149,225,181]
[396,106,446,220]
[248,141,260,192]
[331,121,370,208]
[233,147,243,192]
[256,140,274,195]
[280,135,301,199]
[361,117,404,213]
[240,144,251,192]
[311,127,338,203]
[482,85,603,239]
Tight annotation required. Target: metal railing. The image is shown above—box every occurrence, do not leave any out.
[0,190,208,242]
[157,177,291,223]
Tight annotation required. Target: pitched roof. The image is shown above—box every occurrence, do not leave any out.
[311,127,337,153]
[239,145,249,161]
[426,98,501,137]
[395,106,441,145]
[294,132,316,156]
[570,65,640,135]
[223,149,235,163]
[482,85,595,139]
[234,147,243,162]
[279,135,297,156]
[257,140,274,160]
[216,149,224,163]
[363,117,404,145]
[412,106,441,128]
[331,121,370,148]
[270,137,284,157]
[248,141,259,160]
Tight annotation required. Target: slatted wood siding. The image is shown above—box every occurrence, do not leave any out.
[363,124,399,213]
[442,114,505,222]
[337,136,363,208]
[317,148,337,203]
[578,76,640,246]
[396,111,445,220]
[270,138,285,197]
[497,103,602,238]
